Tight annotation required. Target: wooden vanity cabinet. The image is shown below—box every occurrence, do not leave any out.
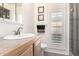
[20,39,41,56]
[3,37,41,56]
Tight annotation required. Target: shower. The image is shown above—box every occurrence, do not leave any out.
[70,3,79,56]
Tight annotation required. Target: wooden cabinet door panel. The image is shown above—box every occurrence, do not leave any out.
[34,39,41,56]
[4,44,33,56]
[20,45,33,56]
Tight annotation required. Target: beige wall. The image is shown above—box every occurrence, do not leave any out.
[22,3,34,33]
[34,3,49,44]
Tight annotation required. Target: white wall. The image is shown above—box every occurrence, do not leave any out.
[0,3,34,38]
[34,3,49,43]
[0,22,20,37]
[22,3,34,33]
[34,3,69,55]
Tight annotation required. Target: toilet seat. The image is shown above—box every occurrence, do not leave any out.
[41,43,47,55]
[41,43,47,50]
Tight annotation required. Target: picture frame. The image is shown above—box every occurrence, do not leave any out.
[38,6,44,13]
[38,14,44,21]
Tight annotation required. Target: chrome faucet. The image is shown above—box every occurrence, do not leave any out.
[14,27,23,35]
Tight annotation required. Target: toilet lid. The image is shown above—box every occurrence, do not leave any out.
[41,43,47,49]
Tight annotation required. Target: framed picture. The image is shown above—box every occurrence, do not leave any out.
[38,6,44,13]
[38,14,44,21]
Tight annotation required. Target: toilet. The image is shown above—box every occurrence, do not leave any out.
[41,43,47,56]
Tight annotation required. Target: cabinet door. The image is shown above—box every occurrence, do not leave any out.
[34,39,41,56]
[20,45,33,56]
[4,44,33,56]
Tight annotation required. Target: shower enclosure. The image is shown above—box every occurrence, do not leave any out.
[70,3,79,56]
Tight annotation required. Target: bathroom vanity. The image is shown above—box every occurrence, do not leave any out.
[0,36,41,56]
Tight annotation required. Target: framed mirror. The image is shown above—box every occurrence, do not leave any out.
[0,3,22,25]
[0,3,3,21]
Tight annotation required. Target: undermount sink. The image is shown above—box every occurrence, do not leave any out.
[3,33,35,40]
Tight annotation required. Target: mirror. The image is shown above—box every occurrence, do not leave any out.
[0,3,22,25]
[16,3,22,24]
[4,3,16,22]
[0,3,3,21]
